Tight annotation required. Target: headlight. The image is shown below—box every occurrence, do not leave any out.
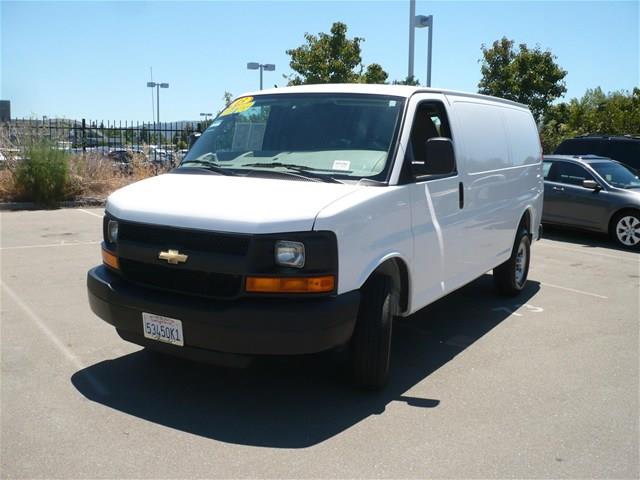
[107,220,119,243]
[275,240,305,268]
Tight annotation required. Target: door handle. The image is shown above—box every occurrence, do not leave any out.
[552,186,565,192]
[459,182,464,209]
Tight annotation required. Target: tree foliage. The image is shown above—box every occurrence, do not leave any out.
[540,87,640,153]
[392,75,420,86]
[286,22,388,85]
[15,140,69,206]
[363,63,388,84]
[478,37,567,120]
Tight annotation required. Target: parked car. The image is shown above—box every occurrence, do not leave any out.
[108,148,147,173]
[542,154,640,248]
[554,135,640,173]
[87,84,543,389]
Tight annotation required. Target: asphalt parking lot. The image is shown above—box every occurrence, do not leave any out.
[1,207,638,479]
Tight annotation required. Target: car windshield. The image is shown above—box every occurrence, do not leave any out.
[181,93,405,181]
[590,162,640,189]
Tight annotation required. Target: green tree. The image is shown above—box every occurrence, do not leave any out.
[540,87,640,153]
[15,140,69,206]
[478,37,567,120]
[362,63,388,84]
[285,22,388,85]
[392,75,420,86]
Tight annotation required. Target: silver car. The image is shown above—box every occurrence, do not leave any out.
[543,155,640,249]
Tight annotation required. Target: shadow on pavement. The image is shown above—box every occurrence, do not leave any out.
[72,275,540,448]
[542,224,638,254]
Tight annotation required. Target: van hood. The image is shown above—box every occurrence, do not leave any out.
[106,173,361,234]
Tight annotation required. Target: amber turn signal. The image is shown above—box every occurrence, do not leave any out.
[102,247,119,270]
[245,275,335,293]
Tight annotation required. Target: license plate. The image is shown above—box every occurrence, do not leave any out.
[142,312,184,346]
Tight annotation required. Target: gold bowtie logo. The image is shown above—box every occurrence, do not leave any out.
[158,249,188,265]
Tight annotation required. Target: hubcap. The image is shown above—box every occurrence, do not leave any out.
[514,242,527,287]
[616,216,640,246]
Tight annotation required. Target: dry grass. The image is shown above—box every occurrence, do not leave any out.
[0,151,169,203]
[0,123,170,204]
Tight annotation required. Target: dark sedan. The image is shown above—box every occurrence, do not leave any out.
[542,155,640,249]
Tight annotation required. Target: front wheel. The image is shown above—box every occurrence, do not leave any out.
[351,275,396,390]
[493,228,531,296]
[611,212,640,249]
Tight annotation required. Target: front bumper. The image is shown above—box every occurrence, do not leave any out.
[87,266,360,361]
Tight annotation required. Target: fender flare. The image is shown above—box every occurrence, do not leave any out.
[357,252,411,314]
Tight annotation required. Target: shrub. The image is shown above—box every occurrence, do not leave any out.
[14,141,69,206]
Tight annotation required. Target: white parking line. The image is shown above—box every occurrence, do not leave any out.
[0,241,100,251]
[77,209,103,218]
[538,242,638,261]
[540,281,609,299]
[1,280,108,396]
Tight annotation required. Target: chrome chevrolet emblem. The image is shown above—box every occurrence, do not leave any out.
[158,249,188,265]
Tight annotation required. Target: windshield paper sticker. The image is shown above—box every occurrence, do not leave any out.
[220,97,255,116]
[332,160,351,171]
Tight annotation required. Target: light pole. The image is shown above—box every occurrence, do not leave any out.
[407,0,434,87]
[146,81,169,159]
[200,112,213,130]
[247,62,276,90]
[415,15,433,87]
[408,0,416,81]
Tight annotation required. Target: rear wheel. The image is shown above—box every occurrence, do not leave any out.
[351,275,396,390]
[611,212,640,249]
[494,228,531,296]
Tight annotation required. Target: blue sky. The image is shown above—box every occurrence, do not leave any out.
[2,0,638,121]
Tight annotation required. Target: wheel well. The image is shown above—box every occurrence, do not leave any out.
[370,258,410,314]
[519,209,532,234]
[608,208,640,233]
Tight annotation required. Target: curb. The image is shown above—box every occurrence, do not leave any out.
[0,198,105,211]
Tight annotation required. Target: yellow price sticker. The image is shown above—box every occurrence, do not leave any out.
[220,96,255,116]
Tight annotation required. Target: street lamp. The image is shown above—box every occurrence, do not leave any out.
[407,0,434,87]
[247,62,276,90]
[415,15,433,87]
[200,112,213,131]
[146,81,169,158]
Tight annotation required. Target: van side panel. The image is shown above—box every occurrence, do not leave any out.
[447,97,543,274]
[503,106,544,240]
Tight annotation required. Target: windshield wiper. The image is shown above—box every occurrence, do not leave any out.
[178,160,235,176]
[241,162,345,183]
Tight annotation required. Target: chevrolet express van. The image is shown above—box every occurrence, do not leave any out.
[88,84,543,388]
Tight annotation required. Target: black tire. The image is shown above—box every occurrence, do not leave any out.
[493,228,531,296]
[610,211,640,250]
[351,274,396,390]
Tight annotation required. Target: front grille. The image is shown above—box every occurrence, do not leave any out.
[118,221,250,255]
[119,259,242,299]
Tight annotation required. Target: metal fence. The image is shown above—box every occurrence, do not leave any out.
[1,118,210,159]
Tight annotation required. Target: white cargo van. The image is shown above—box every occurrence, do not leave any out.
[88,84,543,388]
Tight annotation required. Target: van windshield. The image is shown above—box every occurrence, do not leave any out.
[181,93,405,181]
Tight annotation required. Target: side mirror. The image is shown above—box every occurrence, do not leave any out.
[419,137,455,175]
[583,179,601,190]
[188,132,201,150]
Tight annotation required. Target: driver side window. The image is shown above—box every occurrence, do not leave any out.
[406,101,455,178]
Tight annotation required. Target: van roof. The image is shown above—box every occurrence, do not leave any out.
[242,83,528,109]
